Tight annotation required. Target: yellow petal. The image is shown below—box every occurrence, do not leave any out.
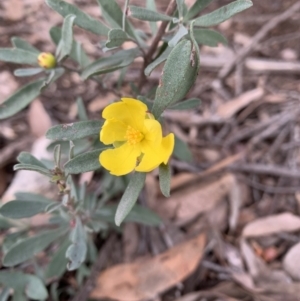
[100,119,127,145]
[102,98,147,131]
[99,142,141,176]
[142,119,162,144]
[135,133,174,172]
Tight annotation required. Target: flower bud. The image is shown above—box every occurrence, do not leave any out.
[37,52,56,69]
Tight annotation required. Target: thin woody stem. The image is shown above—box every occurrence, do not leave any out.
[138,0,177,90]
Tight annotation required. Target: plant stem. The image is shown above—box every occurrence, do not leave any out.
[123,0,130,32]
[138,0,177,90]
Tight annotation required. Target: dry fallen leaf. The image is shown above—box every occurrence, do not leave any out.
[283,242,300,280]
[242,213,300,238]
[90,233,206,301]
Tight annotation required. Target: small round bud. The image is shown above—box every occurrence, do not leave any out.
[37,52,56,69]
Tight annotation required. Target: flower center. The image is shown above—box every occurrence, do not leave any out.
[125,126,144,145]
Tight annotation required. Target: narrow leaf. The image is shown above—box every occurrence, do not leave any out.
[174,135,193,162]
[26,274,48,300]
[129,5,173,22]
[115,172,146,226]
[144,47,172,76]
[46,120,103,140]
[152,39,199,118]
[17,151,47,169]
[66,217,87,270]
[193,28,228,46]
[11,37,40,54]
[159,163,171,197]
[81,48,139,80]
[58,14,76,61]
[168,24,188,47]
[3,228,67,266]
[176,0,184,18]
[14,68,43,77]
[106,29,129,48]
[146,0,158,34]
[15,192,53,203]
[13,164,51,177]
[185,0,214,20]
[193,0,253,27]
[169,98,201,110]
[0,48,38,65]
[54,144,61,167]
[46,0,109,35]
[0,201,51,219]
[64,149,104,174]
[0,79,44,119]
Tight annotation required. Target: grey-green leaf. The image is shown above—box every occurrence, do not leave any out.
[17,152,47,168]
[14,68,43,77]
[169,98,201,110]
[11,37,40,54]
[174,135,193,162]
[168,24,188,47]
[129,5,173,22]
[13,164,51,177]
[66,217,87,270]
[115,172,146,226]
[81,48,139,80]
[192,28,228,46]
[46,0,109,36]
[45,239,69,279]
[152,39,199,118]
[144,47,172,76]
[64,149,104,174]
[14,192,53,203]
[159,163,171,197]
[176,0,184,18]
[58,14,76,61]
[185,0,214,20]
[0,79,44,120]
[26,274,48,300]
[0,48,38,65]
[3,228,67,266]
[46,120,103,140]
[106,29,129,48]
[146,0,158,34]
[0,200,51,219]
[193,0,253,27]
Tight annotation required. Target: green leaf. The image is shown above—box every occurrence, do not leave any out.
[14,192,53,203]
[0,287,10,301]
[169,98,201,110]
[0,48,38,65]
[192,28,227,46]
[193,0,253,27]
[146,0,158,34]
[129,5,173,22]
[50,26,90,68]
[26,274,48,300]
[159,163,171,197]
[0,200,51,219]
[3,228,67,267]
[76,97,88,121]
[168,24,188,47]
[0,79,44,120]
[17,151,47,169]
[46,0,109,35]
[13,164,51,177]
[185,0,214,20]
[54,144,61,167]
[66,217,87,270]
[81,48,139,80]
[14,68,43,77]
[144,46,172,76]
[152,39,199,118]
[11,37,40,54]
[58,14,76,61]
[176,0,184,18]
[46,120,103,140]
[64,149,104,174]
[42,67,65,88]
[174,135,193,162]
[106,29,129,48]
[45,239,70,279]
[115,172,146,226]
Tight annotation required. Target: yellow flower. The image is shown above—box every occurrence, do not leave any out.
[37,52,56,69]
[99,98,174,176]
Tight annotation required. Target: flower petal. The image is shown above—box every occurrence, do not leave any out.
[102,98,148,131]
[142,119,162,144]
[100,119,127,145]
[99,143,141,176]
[135,133,174,172]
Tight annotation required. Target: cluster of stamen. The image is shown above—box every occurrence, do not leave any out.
[125,126,143,145]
